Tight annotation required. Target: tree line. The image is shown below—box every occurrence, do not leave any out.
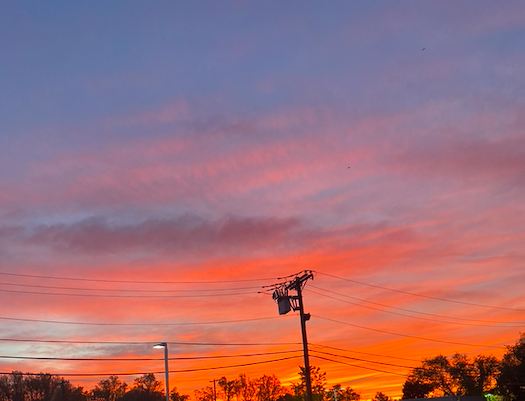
[0,333,522,401]
[401,333,524,400]
[0,373,186,401]
[0,369,375,401]
[194,369,366,401]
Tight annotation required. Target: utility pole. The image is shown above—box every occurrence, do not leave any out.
[292,276,313,401]
[209,379,217,401]
[266,271,314,401]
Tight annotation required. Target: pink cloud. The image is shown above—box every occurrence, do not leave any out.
[395,134,525,186]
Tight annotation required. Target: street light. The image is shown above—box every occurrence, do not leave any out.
[153,342,169,401]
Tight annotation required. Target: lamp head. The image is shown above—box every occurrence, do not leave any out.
[153,342,167,349]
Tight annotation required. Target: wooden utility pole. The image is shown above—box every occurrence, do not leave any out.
[268,271,314,401]
[294,277,313,401]
[210,379,217,401]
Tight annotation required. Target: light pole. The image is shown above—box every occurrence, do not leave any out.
[153,342,170,401]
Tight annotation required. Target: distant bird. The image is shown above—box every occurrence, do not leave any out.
[422,47,426,51]
[347,166,351,169]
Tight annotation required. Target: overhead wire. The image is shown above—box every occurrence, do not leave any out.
[0,338,301,346]
[1,269,521,309]
[0,315,286,326]
[308,349,416,369]
[310,343,510,366]
[0,349,303,362]
[0,288,257,298]
[0,355,303,377]
[312,315,506,349]
[0,271,278,284]
[307,286,524,327]
[0,281,263,293]
[315,271,525,312]
[308,343,421,363]
[309,354,407,377]
[309,284,525,324]
[0,267,519,380]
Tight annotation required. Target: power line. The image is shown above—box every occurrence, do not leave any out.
[0,315,286,327]
[312,315,507,349]
[308,349,416,369]
[0,271,277,284]
[315,271,525,312]
[310,354,407,377]
[310,343,511,366]
[162,355,303,374]
[0,349,303,362]
[0,338,301,346]
[0,355,303,377]
[309,343,421,363]
[0,288,257,298]
[307,287,524,327]
[310,285,525,324]
[0,281,263,293]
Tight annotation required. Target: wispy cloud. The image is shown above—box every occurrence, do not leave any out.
[19,215,302,255]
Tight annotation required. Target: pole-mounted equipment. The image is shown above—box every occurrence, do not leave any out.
[265,270,314,401]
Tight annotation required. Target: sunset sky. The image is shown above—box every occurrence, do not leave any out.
[1,1,524,400]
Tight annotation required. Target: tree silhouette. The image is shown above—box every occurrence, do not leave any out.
[293,366,326,401]
[194,386,214,401]
[121,374,164,401]
[92,376,127,401]
[24,373,58,401]
[497,334,525,400]
[53,381,87,401]
[402,353,500,399]
[218,377,238,401]
[199,374,286,401]
[255,375,284,401]
[371,392,390,401]
[472,355,499,395]
[236,374,257,401]
[325,385,360,401]
[0,373,87,401]
[169,388,189,401]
